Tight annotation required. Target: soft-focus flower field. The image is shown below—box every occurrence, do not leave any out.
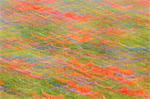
[0,0,150,99]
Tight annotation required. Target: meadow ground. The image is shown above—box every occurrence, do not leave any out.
[0,0,150,99]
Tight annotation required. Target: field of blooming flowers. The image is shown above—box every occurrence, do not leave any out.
[0,0,150,99]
